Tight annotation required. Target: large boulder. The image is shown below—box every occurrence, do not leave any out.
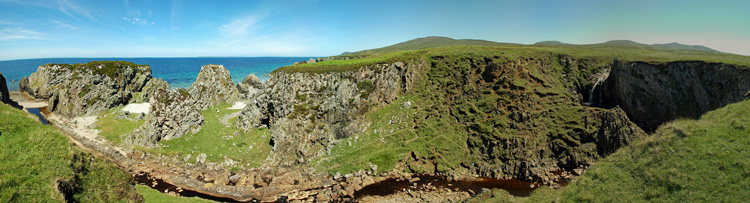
[124,88,203,147]
[19,61,151,117]
[0,72,10,104]
[188,64,240,110]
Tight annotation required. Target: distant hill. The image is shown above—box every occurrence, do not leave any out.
[652,42,718,52]
[344,36,519,55]
[346,36,723,56]
[533,39,721,53]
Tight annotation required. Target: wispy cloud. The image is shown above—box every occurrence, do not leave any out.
[0,27,44,41]
[170,0,181,31]
[58,0,96,21]
[123,17,155,25]
[218,15,261,39]
[51,19,78,30]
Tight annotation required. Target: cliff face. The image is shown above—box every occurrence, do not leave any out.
[19,61,151,117]
[0,72,9,104]
[237,61,421,164]
[188,64,241,110]
[603,61,750,131]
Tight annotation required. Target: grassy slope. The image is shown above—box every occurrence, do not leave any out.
[560,99,750,202]
[0,103,141,202]
[346,36,520,55]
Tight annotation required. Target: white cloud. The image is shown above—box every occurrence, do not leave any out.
[0,27,44,41]
[210,15,316,56]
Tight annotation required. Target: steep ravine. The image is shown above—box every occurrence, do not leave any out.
[601,60,750,131]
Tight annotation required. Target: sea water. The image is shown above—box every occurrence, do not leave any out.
[0,57,313,91]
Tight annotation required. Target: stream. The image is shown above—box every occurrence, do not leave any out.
[26,107,51,125]
[355,174,569,199]
[134,172,259,202]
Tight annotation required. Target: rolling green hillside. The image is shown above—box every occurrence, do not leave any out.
[0,103,142,202]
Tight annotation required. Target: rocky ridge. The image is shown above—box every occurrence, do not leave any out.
[188,64,241,110]
[19,61,151,117]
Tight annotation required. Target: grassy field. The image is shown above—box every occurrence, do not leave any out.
[97,106,146,145]
[144,103,273,167]
[0,103,141,202]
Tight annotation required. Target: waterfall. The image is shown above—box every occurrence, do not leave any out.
[587,78,604,106]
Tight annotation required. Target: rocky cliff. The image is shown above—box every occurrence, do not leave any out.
[602,61,750,131]
[139,78,170,103]
[237,61,420,164]
[188,64,240,110]
[19,61,151,117]
[125,88,204,147]
[0,72,10,104]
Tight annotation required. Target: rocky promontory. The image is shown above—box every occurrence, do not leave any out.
[188,64,240,110]
[19,61,151,117]
[236,73,263,98]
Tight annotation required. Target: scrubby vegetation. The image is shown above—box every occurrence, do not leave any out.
[47,61,150,80]
[0,103,141,202]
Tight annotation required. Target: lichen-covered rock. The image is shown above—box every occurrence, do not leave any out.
[0,72,10,104]
[140,78,170,103]
[125,88,204,147]
[188,64,240,110]
[19,61,151,117]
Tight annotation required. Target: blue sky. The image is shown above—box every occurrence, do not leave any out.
[0,0,748,60]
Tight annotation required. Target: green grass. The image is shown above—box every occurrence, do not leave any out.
[147,103,273,167]
[135,185,216,203]
[0,103,141,202]
[97,106,146,145]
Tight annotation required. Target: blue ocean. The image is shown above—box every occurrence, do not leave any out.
[0,57,313,91]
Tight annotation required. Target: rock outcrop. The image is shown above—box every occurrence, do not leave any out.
[140,78,170,103]
[125,88,204,147]
[188,64,240,110]
[237,61,420,164]
[603,60,750,131]
[236,73,263,98]
[19,61,151,117]
[0,72,10,104]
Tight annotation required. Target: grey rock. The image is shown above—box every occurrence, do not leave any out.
[188,64,241,110]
